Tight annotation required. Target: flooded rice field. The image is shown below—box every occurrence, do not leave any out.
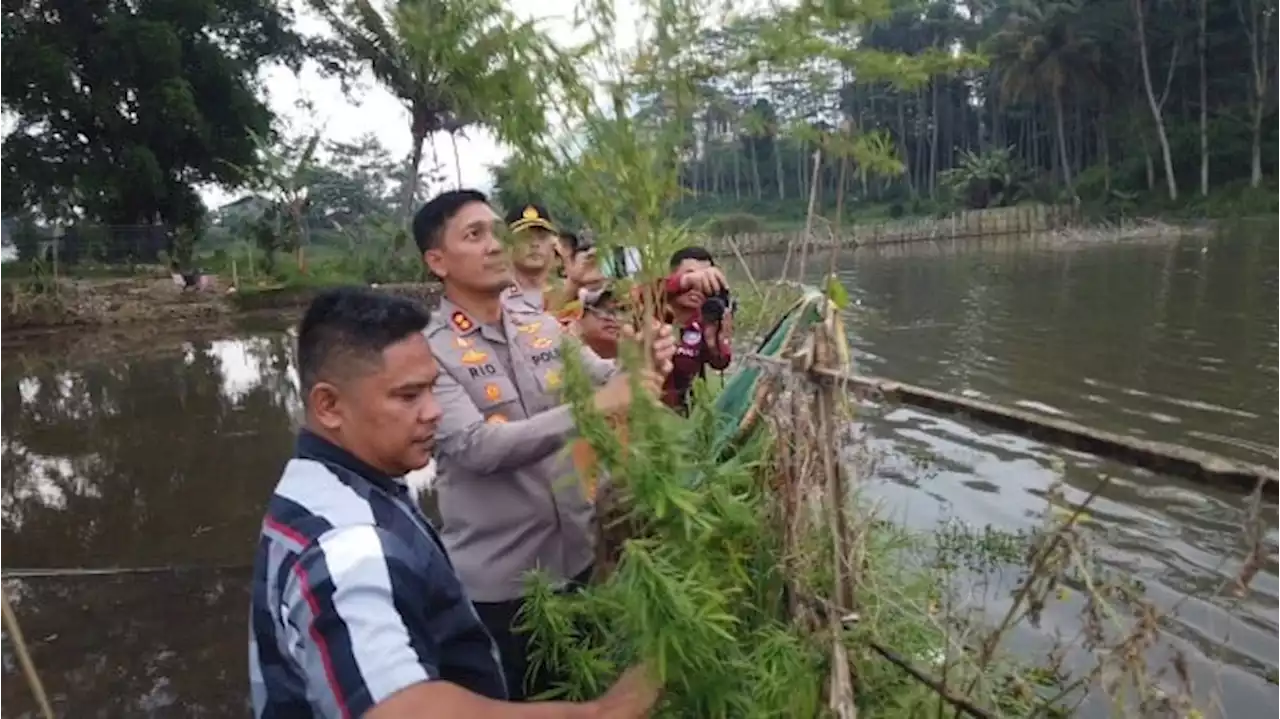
[3,227,1277,716]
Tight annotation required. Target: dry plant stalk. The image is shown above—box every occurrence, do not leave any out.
[764,295,861,717]
[796,148,824,282]
[762,349,1262,718]
[2,589,55,719]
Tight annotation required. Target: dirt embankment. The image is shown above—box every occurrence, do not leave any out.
[1,276,442,337]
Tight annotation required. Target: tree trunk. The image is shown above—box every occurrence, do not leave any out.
[749,142,763,200]
[1235,0,1275,188]
[400,127,427,223]
[733,140,742,201]
[1140,130,1156,190]
[451,133,463,189]
[1133,0,1179,200]
[1051,86,1075,195]
[897,96,916,198]
[1198,0,1210,196]
[796,143,807,200]
[774,138,786,201]
[1098,101,1111,192]
[929,79,939,197]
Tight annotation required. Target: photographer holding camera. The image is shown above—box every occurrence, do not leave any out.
[661,246,733,414]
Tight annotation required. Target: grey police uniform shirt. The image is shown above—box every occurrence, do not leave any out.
[503,284,544,314]
[425,295,616,603]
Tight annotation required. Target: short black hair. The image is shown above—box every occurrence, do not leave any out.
[669,245,715,269]
[296,287,430,398]
[560,231,592,254]
[412,189,489,253]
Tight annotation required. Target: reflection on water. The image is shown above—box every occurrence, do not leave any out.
[2,334,301,572]
[773,229,1279,715]
[3,230,1278,716]
[3,570,250,717]
[804,231,1279,465]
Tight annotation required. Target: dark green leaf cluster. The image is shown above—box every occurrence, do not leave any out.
[520,343,827,717]
[2,0,308,227]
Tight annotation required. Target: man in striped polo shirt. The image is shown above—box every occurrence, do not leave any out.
[248,287,659,718]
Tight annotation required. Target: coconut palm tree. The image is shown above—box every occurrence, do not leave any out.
[987,0,1101,196]
[307,0,574,221]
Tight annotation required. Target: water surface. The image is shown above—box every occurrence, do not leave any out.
[3,228,1277,716]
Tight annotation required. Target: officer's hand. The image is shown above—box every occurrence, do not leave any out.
[679,267,728,296]
[587,663,663,719]
[619,321,676,377]
[592,374,634,416]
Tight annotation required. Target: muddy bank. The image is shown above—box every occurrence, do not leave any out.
[1,277,442,337]
[227,281,441,312]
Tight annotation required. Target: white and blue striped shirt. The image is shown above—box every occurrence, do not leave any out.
[249,430,505,718]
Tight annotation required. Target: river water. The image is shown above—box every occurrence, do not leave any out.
[3,228,1277,717]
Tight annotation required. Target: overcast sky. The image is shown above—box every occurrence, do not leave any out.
[202,0,648,209]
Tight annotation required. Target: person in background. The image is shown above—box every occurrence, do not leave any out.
[504,203,560,313]
[413,189,675,702]
[661,246,733,414]
[170,259,215,292]
[547,231,608,327]
[575,285,625,360]
[248,286,660,718]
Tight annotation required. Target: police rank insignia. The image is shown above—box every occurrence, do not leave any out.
[460,349,488,365]
[517,321,542,334]
[532,336,554,350]
[484,383,502,401]
[544,369,562,389]
[522,205,539,220]
[452,336,473,349]
[451,312,473,332]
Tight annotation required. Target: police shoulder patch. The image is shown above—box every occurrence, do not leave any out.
[451,311,474,332]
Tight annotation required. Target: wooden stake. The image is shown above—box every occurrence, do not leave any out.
[796,148,824,282]
[1,590,55,719]
[724,235,762,295]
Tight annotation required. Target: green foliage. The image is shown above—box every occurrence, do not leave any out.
[492,3,989,712]
[1,0,311,227]
[309,0,582,219]
[522,342,827,716]
[492,0,1275,227]
[940,147,1033,209]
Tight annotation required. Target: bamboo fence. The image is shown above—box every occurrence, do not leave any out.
[707,204,1080,256]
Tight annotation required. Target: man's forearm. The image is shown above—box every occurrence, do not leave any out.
[442,406,576,474]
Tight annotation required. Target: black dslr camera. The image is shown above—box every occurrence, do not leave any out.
[701,287,734,324]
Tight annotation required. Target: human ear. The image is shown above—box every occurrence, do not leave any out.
[424,248,448,279]
[309,382,344,431]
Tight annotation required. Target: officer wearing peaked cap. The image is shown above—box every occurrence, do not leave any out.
[411,189,676,702]
[503,202,558,314]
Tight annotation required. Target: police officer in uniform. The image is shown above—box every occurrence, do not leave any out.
[504,202,559,313]
[413,189,674,702]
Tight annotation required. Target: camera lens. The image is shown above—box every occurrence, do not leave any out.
[702,296,726,321]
